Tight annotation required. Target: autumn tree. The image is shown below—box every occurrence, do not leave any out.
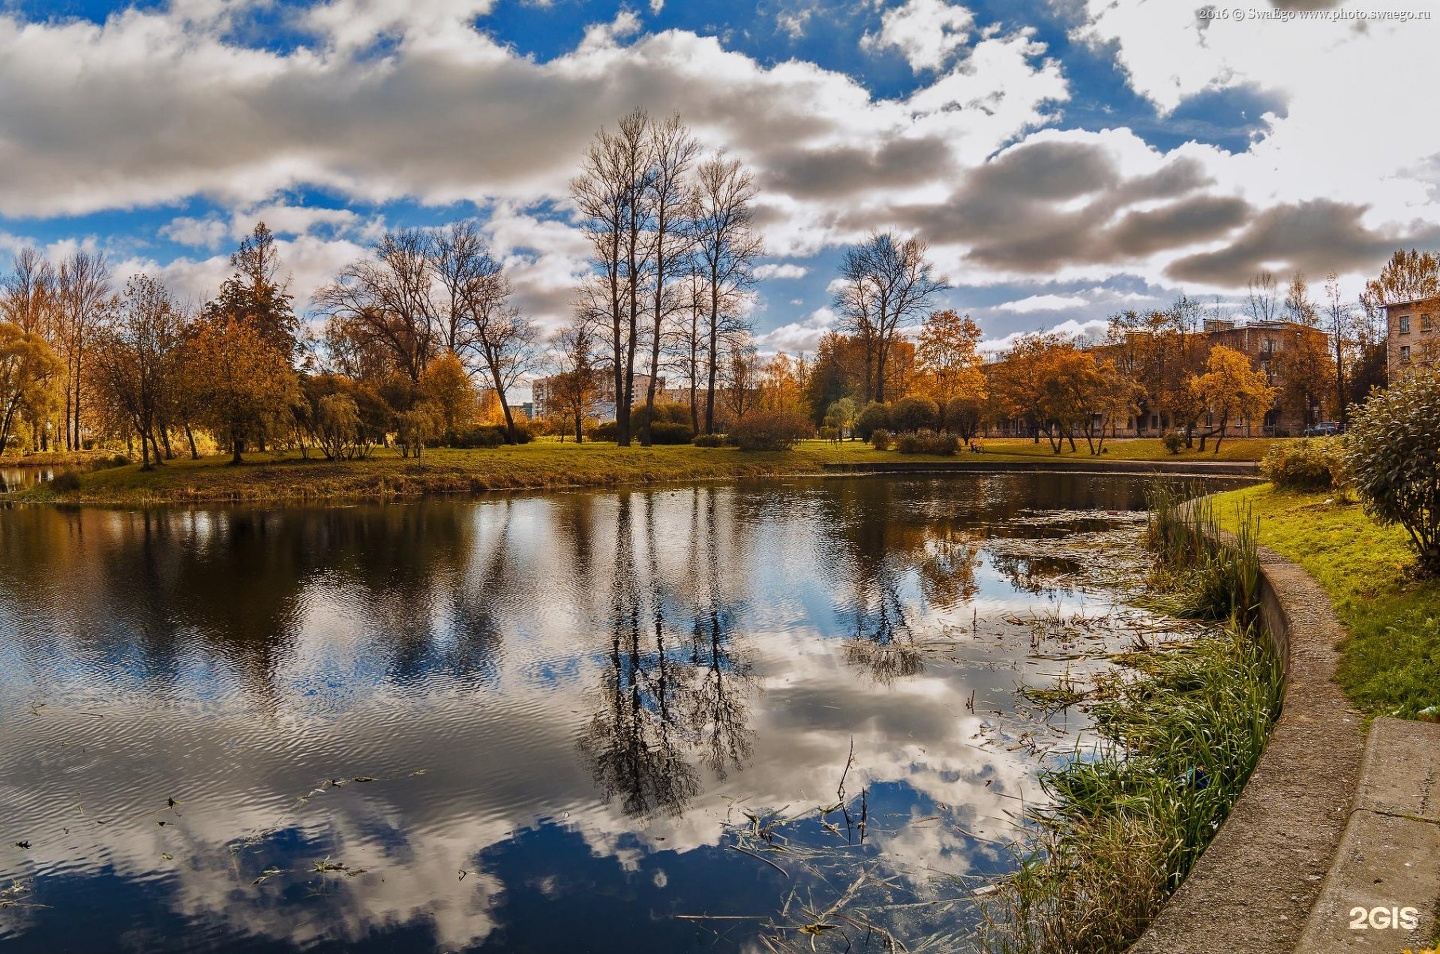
[1190,345,1278,453]
[1360,248,1439,318]
[833,233,948,403]
[89,276,187,469]
[915,309,986,432]
[316,229,442,383]
[550,320,600,443]
[0,321,63,457]
[204,223,297,361]
[1272,272,1334,429]
[188,316,300,465]
[420,350,478,439]
[1104,299,1208,439]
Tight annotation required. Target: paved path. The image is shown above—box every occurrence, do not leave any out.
[822,459,1260,476]
[1294,717,1440,953]
[1129,545,1440,954]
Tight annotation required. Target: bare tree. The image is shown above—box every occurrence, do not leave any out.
[1,248,56,336]
[692,152,762,434]
[833,233,949,403]
[53,251,112,450]
[1245,271,1280,323]
[315,229,440,382]
[571,108,655,446]
[551,319,600,443]
[639,113,700,446]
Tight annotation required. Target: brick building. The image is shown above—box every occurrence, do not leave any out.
[1383,296,1440,381]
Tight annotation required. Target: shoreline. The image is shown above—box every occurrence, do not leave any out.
[3,442,1266,507]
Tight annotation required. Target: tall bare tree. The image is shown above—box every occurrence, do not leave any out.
[1245,271,1280,323]
[833,233,949,403]
[692,152,762,434]
[89,275,186,469]
[571,108,655,446]
[639,113,700,446]
[53,251,111,450]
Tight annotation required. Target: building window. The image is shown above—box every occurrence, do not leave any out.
[1424,314,1434,332]
[1399,315,1411,334]
[1400,345,1412,362]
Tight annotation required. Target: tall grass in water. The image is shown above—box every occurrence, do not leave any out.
[983,484,1282,954]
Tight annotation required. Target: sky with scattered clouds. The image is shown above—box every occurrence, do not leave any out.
[2,0,1438,356]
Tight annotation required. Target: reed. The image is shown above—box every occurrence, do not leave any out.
[983,485,1282,954]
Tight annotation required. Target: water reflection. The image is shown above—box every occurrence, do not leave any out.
[0,474,1250,952]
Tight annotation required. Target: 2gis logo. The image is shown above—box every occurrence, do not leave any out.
[1347,905,1420,931]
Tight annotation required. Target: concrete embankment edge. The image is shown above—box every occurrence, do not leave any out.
[1126,547,1368,954]
[822,459,1260,477]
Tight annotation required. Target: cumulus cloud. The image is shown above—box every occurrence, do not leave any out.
[862,0,975,72]
[753,263,809,280]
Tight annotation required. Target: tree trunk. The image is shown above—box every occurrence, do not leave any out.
[231,432,245,466]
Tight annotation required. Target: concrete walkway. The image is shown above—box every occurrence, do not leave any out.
[1294,717,1440,952]
[1129,545,1440,954]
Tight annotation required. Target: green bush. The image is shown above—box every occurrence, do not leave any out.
[870,428,892,451]
[510,423,535,445]
[1163,431,1186,455]
[692,433,726,448]
[1261,439,1347,491]
[1347,368,1440,575]
[895,431,959,455]
[647,422,694,445]
[855,401,891,440]
[50,470,82,492]
[732,411,809,451]
[890,395,940,433]
[451,426,507,448]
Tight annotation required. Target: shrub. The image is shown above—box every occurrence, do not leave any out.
[509,423,535,445]
[91,454,131,471]
[870,428,892,451]
[1347,368,1440,575]
[692,433,727,448]
[890,395,940,433]
[731,411,809,451]
[1261,439,1347,491]
[647,422,694,445]
[592,421,621,442]
[452,426,507,448]
[855,402,891,440]
[896,430,959,455]
[50,470,82,492]
[1162,431,1187,455]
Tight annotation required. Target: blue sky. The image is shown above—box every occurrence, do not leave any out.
[1,0,1437,355]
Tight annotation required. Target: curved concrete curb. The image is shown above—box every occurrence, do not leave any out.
[822,459,1260,477]
[1127,546,1367,954]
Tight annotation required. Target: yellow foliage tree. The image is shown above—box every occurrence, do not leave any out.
[188,317,299,464]
[420,350,479,439]
[1190,345,1278,453]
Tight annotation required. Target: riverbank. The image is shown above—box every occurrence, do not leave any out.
[7,438,1278,506]
[1211,484,1439,721]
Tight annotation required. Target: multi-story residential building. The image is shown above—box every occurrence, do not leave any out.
[1383,296,1440,381]
[532,372,667,422]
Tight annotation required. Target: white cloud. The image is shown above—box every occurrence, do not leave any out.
[753,262,809,280]
[755,306,838,354]
[995,293,1088,313]
[862,0,975,72]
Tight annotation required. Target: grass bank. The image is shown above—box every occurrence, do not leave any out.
[9,437,1283,506]
[1211,483,1439,721]
[986,490,1283,954]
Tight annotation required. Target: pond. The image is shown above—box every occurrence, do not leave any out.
[0,474,1246,953]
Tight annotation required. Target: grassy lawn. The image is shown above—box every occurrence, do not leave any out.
[9,436,1280,505]
[1211,484,1439,720]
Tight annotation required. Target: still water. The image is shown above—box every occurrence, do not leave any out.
[0,474,1236,952]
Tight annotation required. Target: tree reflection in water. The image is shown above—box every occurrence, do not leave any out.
[580,491,755,817]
